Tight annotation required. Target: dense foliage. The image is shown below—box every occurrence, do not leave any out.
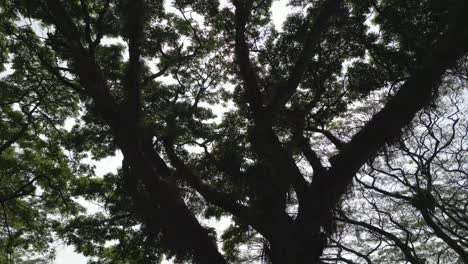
[0,0,467,263]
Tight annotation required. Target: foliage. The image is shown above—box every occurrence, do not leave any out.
[0,0,467,263]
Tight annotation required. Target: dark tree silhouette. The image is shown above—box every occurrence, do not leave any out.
[0,0,467,263]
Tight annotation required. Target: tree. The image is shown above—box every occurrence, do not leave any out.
[325,91,468,263]
[0,0,467,263]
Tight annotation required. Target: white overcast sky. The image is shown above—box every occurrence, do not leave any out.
[52,1,289,263]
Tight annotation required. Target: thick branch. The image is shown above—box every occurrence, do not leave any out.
[233,0,264,115]
[233,1,309,203]
[44,1,227,262]
[124,0,145,126]
[300,137,326,176]
[162,138,253,226]
[304,8,468,233]
[268,0,343,111]
[308,127,345,150]
[44,0,119,126]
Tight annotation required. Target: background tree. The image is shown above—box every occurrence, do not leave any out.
[0,0,467,263]
[323,89,468,263]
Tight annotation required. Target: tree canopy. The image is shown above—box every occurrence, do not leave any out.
[0,0,467,263]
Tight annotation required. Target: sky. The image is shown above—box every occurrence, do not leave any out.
[52,1,289,263]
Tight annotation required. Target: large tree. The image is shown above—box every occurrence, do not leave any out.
[0,0,467,263]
